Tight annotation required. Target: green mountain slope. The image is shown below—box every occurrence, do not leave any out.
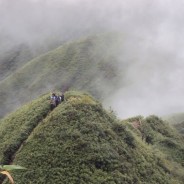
[0,93,50,182]
[0,44,33,82]
[0,91,183,183]
[124,116,184,165]
[0,40,63,82]
[0,94,50,164]
[0,33,123,118]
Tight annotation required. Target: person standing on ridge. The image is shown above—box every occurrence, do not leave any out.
[60,92,64,102]
[50,93,57,110]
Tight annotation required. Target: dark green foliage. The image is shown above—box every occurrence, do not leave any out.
[139,119,155,144]
[0,92,183,183]
[0,91,183,184]
[140,116,183,159]
[143,116,184,164]
[145,135,154,145]
[112,123,136,148]
[160,139,178,149]
[125,114,184,181]
[0,94,50,166]
[145,115,175,138]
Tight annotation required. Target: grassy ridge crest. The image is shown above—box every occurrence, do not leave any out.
[0,91,183,183]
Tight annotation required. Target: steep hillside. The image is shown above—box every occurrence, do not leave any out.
[144,115,184,163]
[0,93,50,182]
[0,44,33,81]
[124,115,184,180]
[0,33,123,118]
[0,91,183,183]
[0,39,63,82]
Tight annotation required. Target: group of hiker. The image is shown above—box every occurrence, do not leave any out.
[50,92,64,110]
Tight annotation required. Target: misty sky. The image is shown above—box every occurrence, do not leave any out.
[1,0,184,118]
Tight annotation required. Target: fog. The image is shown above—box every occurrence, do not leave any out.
[1,0,184,118]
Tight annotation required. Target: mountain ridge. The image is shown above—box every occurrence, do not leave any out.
[0,33,124,118]
[0,91,183,183]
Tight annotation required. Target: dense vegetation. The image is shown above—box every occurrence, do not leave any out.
[0,94,50,183]
[0,91,183,183]
[0,33,124,118]
[123,115,184,181]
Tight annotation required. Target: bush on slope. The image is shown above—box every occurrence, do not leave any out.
[124,115,184,181]
[0,93,51,182]
[143,115,184,164]
[2,91,181,184]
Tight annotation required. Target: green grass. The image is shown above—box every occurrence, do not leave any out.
[0,91,183,183]
[0,33,124,118]
[0,94,50,165]
[124,115,184,181]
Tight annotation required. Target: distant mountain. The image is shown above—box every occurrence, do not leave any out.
[163,112,184,135]
[174,121,184,135]
[164,112,184,125]
[0,91,183,183]
[0,40,63,82]
[0,44,33,81]
[0,33,124,118]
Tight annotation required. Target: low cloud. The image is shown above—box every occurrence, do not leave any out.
[1,0,184,118]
